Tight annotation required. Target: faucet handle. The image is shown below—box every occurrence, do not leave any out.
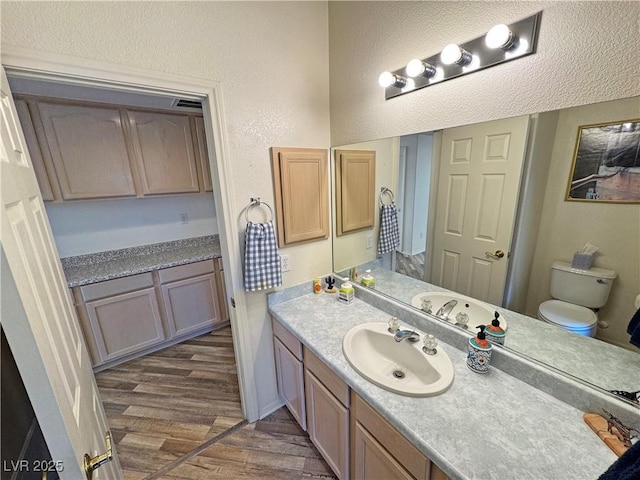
[423,334,438,355]
[388,316,399,333]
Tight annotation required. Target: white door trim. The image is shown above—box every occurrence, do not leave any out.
[1,46,259,421]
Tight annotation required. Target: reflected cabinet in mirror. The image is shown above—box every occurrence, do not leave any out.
[332,96,640,407]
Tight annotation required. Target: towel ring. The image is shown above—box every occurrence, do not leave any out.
[379,187,395,206]
[245,197,274,223]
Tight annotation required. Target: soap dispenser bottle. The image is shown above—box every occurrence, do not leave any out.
[361,269,375,288]
[467,325,492,374]
[485,311,506,345]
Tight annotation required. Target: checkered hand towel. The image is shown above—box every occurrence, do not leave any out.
[377,203,400,255]
[244,221,282,292]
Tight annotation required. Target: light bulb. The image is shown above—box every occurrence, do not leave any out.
[378,71,407,88]
[406,59,436,78]
[486,24,515,49]
[440,44,472,65]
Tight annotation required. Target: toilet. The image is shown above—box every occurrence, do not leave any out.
[537,261,617,337]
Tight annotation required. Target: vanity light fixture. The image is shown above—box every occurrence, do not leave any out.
[485,24,517,50]
[378,71,407,88]
[379,11,542,100]
[440,44,473,66]
[406,59,437,78]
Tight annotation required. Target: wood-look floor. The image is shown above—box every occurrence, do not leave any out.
[95,327,336,480]
[396,251,425,280]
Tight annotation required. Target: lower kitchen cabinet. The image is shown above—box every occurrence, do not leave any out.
[160,260,221,337]
[74,259,226,369]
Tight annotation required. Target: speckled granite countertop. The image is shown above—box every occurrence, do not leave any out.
[269,291,619,480]
[357,266,640,394]
[61,235,221,287]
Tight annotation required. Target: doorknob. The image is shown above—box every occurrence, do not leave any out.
[485,250,505,259]
[84,431,113,480]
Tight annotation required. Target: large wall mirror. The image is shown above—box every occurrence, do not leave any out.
[332,96,640,407]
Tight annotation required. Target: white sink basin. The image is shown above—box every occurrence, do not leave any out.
[342,322,454,397]
[411,292,507,331]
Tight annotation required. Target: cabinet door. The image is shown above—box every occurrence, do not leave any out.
[214,258,229,323]
[305,369,349,480]
[271,147,329,246]
[127,110,199,195]
[14,99,56,201]
[85,287,165,364]
[194,116,213,192]
[37,102,136,199]
[353,422,413,480]
[273,337,306,430]
[161,273,220,337]
[335,149,376,235]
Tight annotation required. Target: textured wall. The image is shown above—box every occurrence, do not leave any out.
[328,1,640,146]
[1,1,331,416]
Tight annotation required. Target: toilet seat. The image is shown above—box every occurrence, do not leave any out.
[538,299,597,330]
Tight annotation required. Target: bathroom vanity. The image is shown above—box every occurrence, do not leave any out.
[268,285,637,480]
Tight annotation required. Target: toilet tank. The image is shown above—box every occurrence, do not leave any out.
[550,261,617,308]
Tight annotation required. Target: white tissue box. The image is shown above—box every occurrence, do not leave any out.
[572,252,593,270]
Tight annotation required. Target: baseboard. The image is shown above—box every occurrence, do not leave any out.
[259,398,285,420]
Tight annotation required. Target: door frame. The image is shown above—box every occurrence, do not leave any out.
[1,46,259,421]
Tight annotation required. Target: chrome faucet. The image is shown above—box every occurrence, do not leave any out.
[393,329,420,343]
[435,299,458,320]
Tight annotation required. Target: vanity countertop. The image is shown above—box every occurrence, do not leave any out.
[61,235,221,287]
[269,291,619,480]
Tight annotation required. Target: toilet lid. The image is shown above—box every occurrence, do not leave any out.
[539,300,597,328]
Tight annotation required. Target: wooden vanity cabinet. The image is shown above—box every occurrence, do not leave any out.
[352,392,450,480]
[159,260,221,337]
[214,257,229,323]
[272,318,307,430]
[304,347,350,480]
[74,273,166,365]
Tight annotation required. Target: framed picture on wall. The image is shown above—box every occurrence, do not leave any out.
[566,119,640,203]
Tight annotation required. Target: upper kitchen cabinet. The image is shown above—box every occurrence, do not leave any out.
[127,110,200,195]
[14,95,214,201]
[194,116,213,192]
[37,102,136,200]
[13,99,57,201]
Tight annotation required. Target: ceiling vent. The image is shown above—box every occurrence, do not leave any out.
[173,99,203,109]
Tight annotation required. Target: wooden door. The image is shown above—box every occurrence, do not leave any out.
[127,110,199,195]
[431,116,529,306]
[37,101,136,200]
[352,422,413,480]
[0,67,122,479]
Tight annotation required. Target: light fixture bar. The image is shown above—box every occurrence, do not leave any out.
[382,11,542,100]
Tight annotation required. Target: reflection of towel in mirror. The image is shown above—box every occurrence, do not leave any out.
[377,203,400,255]
[244,221,282,292]
[628,308,640,348]
[599,439,640,480]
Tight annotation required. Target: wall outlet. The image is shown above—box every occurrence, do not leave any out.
[281,255,290,272]
[180,213,189,224]
[366,233,373,249]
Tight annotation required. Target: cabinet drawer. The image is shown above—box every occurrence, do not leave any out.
[79,273,154,301]
[158,259,215,284]
[304,346,349,408]
[352,392,429,480]
[271,318,303,361]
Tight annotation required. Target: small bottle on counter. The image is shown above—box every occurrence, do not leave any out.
[313,277,322,294]
[467,325,492,374]
[484,311,506,345]
[361,269,375,288]
[338,282,354,304]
